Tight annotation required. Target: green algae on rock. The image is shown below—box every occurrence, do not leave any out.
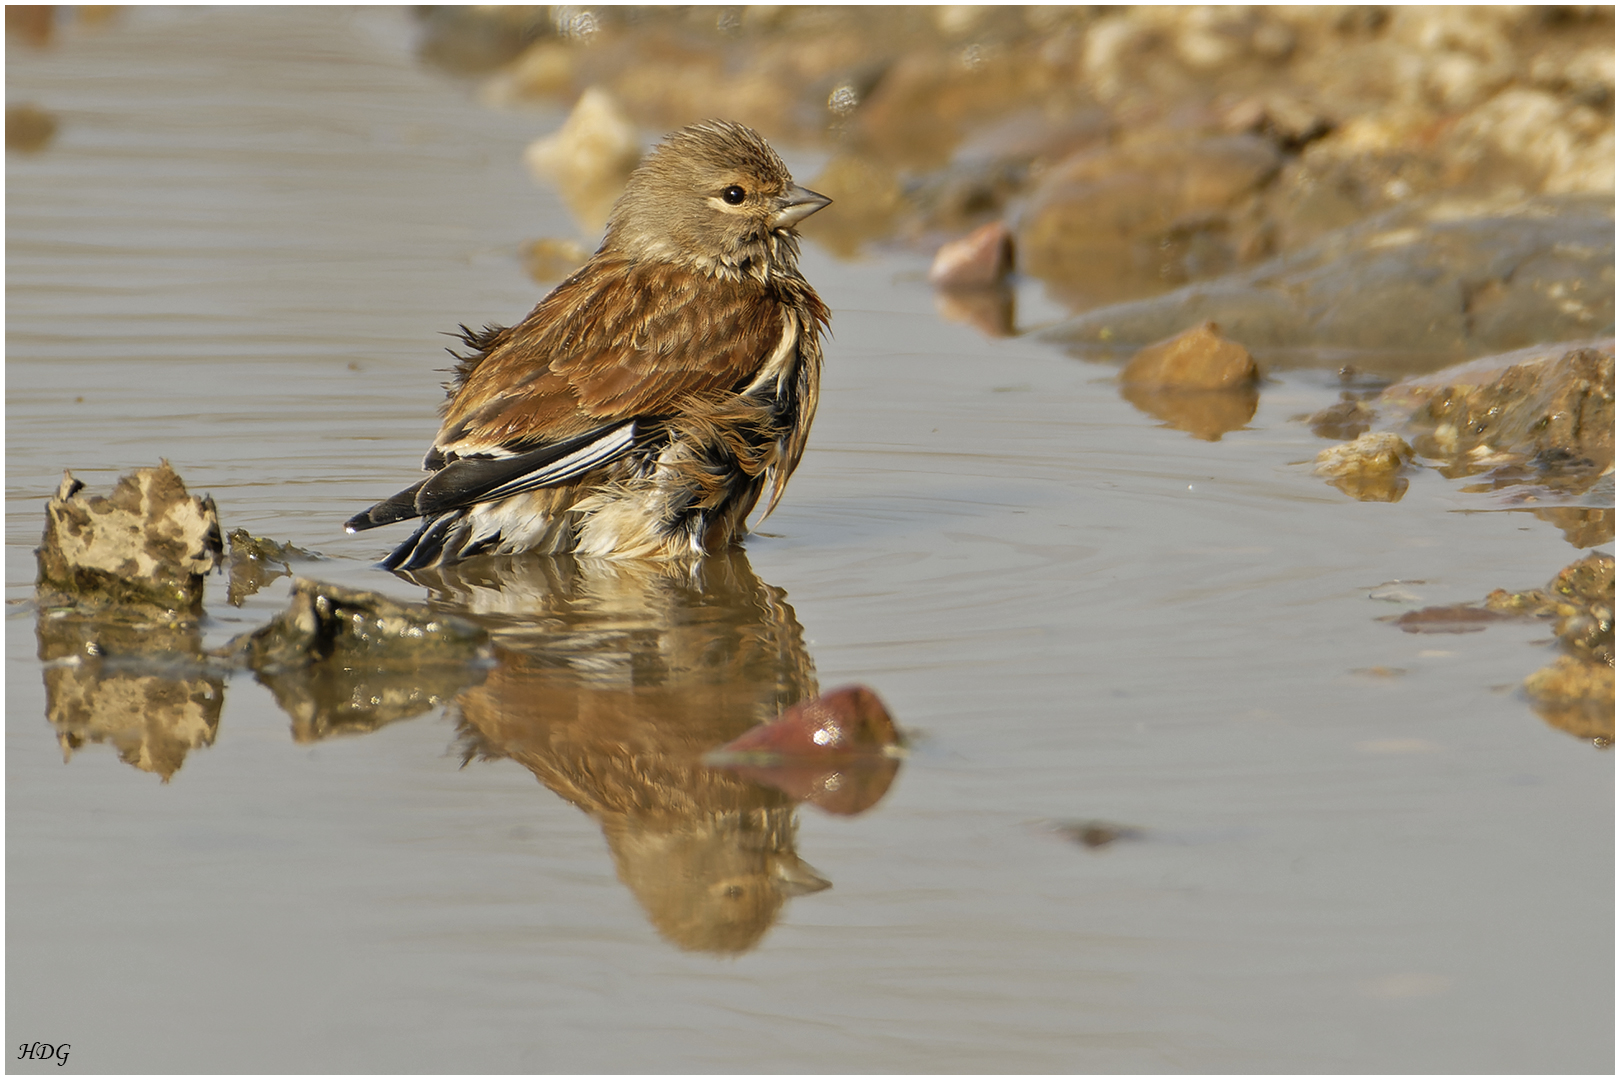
[230,578,493,742]
[1385,343,1615,492]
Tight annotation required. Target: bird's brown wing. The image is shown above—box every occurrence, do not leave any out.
[437,258,786,456]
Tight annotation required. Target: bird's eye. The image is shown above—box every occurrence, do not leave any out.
[721,185,747,205]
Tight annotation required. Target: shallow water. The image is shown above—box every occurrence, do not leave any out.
[6,9,1612,1073]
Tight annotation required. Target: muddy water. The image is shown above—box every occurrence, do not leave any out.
[6,9,1612,1074]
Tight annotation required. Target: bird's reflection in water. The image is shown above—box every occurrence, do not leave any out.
[404,551,841,955]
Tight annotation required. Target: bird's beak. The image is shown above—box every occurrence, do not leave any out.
[771,185,831,230]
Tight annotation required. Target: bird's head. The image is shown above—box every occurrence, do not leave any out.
[602,120,830,281]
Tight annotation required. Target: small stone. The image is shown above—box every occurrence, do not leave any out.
[928,221,1013,289]
[1314,431,1414,502]
[1056,820,1147,849]
[1120,322,1260,390]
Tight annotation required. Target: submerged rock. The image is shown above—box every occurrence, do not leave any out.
[36,463,223,616]
[1389,553,1614,746]
[1054,820,1149,849]
[226,528,320,606]
[232,578,492,741]
[1304,395,1379,440]
[1384,342,1614,493]
[1314,432,1415,502]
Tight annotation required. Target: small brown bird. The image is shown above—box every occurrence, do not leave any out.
[347,120,831,570]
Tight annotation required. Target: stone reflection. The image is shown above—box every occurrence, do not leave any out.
[406,552,867,955]
[238,579,492,744]
[1119,383,1261,442]
[37,613,223,782]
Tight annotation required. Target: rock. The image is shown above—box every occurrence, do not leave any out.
[1393,341,1607,472]
[226,528,319,606]
[1532,507,1615,551]
[1221,92,1334,152]
[711,685,900,759]
[928,220,1013,289]
[705,686,904,816]
[232,579,492,739]
[1314,432,1414,502]
[1114,323,1262,441]
[1524,656,1614,745]
[234,578,489,673]
[523,87,642,231]
[1393,604,1520,634]
[482,40,575,104]
[1017,134,1282,305]
[1304,395,1378,440]
[36,463,223,615]
[1386,553,1614,745]
[1055,820,1148,849]
[1453,87,1614,195]
[1385,343,1614,486]
[6,5,54,47]
[904,155,1037,233]
[6,103,58,152]
[1041,195,1615,372]
[1120,321,1259,389]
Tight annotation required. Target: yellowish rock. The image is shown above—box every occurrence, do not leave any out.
[523,87,642,231]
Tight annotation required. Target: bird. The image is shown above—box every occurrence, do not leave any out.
[346,119,831,571]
